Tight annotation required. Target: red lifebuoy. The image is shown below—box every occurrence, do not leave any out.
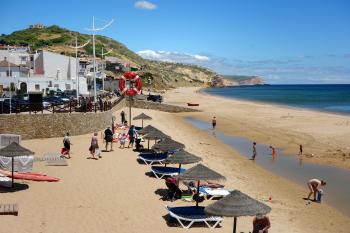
[119,72,142,96]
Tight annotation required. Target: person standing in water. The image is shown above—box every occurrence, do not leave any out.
[251,142,257,160]
[212,116,217,130]
[270,146,276,160]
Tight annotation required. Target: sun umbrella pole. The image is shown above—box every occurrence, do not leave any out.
[148,140,150,149]
[142,119,144,128]
[129,96,132,127]
[196,180,200,207]
[233,217,237,233]
[11,157,14,188]
[178,164,182,173]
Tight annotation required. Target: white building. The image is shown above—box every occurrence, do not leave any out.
[0,49,88,96]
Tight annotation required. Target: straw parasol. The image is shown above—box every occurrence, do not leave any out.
[138,125,170,149]
[0,142,34,188]
[164,149,202,172]
[152,138,185,152]
[205,190,272,233]
[143,130,170,140]
[177,164,226,206]
[133,113,152,128]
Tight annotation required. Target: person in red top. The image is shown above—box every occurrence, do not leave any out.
[270,146,276,160]
[252,214,271,233]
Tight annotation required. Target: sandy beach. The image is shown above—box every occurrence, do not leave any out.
[1,87,350,233]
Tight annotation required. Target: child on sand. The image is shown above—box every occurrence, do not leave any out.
[119,133,127,149]
[62,132,72,159]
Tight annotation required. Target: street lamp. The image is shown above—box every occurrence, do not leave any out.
[86,16,113,102]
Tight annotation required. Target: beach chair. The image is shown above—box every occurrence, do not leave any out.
[198,186,231,200]
[0,174,11,188]
[165,205,222,229]
[151,166,186,179]
[138,153,168,165]
[0,204,18,216]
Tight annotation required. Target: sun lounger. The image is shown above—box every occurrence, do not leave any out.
[0,203,18,216]
[0,174,11,188]
[199,186,231,200]
[138,153,168,165]
[46,159,68,166]
[165,205,222,229]
[151,166,186,179]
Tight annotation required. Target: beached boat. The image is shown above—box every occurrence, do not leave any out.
[187,103,199,106]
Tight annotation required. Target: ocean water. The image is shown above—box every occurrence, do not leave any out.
[204,84,350,115]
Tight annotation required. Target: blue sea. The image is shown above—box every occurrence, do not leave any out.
[204,84,350,115]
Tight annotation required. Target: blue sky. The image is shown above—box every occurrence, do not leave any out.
[1,0,350,83]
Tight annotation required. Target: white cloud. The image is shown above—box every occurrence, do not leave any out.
[137,50,210,63]
[135,1,157,10]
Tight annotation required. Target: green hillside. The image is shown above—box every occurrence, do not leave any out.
[0,25,217,89]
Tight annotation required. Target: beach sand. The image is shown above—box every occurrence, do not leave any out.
[1,87,350,233]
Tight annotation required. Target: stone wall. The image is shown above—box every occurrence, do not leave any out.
[0,98,125,139]
[129,100,200,113]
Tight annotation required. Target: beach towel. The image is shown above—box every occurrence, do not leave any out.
[0,156,34,172]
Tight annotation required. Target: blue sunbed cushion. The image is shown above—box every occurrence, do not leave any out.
[151,166,186,174]
[139,153,168,160]
[168,206,207,219]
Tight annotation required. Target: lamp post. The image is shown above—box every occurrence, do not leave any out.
[70,36,90,99]
[101,47,112,92]
[86,16,113,102]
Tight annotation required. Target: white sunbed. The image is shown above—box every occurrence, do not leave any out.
[199,187,231,200]
[138,153,168,165]
[0,174,11,188]
[165,205,222,229]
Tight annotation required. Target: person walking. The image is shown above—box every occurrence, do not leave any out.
[307,178,326,201]
[212,116,217,130]
[251,142,257,160]
[120,110,126,124]
[127,125,136,149]
[89,132,100,159]
[299,144,303,155]
[104,127,114,152]
[62,132,72,159]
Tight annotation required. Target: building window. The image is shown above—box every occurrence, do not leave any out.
[35,84,40,91]
[6,70,12,77]
[48,81,53,87]
[65,84,71,90]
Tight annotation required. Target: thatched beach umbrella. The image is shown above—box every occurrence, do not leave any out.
[0,142,34,187]
[138,125,160,134]
[139,126,170,149]
[205,190,272,233]
[165,149,202,172]
[133,113,152,128]
[178,164,226,206]
[152,138,185,152]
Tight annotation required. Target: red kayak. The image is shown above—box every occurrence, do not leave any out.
[0,170,59,182]
[187,103,199,106]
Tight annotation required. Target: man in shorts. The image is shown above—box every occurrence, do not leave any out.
[104,127,114,152]
[307,178,326,201]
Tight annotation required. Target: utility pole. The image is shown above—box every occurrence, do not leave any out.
[70,36,90,99]
[86,16,113,102]
[7,45,12,114]
[101,47,112,92]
